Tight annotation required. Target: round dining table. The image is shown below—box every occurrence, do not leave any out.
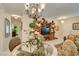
[12,43,58,56]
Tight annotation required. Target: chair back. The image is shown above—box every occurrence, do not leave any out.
[9,37,21,52]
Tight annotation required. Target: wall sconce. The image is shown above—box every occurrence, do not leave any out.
[61,20,64,24]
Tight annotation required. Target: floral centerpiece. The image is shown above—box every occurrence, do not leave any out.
[20,30,45,56]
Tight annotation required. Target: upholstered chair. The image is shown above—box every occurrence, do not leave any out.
[9,37,21,52]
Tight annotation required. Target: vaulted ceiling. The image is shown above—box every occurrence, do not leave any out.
[0,3,79,19]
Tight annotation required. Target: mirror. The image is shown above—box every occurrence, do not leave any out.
[5,18,10,38]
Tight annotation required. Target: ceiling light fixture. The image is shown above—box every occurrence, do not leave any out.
[57,16,68,20]
[25,3,46,22]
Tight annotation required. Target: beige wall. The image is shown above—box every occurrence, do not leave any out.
[0,12,4,52]
[60,17,79,36]
[46,17,79,38]
[0,9,11,52]
[21,14,33,42]
[3,16,11,52]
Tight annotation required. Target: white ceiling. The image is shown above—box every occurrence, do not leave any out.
[0,3,79,19]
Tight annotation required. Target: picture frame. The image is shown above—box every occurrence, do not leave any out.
[72,22,79,30]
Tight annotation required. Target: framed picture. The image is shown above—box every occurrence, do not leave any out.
[72,22,79,30]
[5,18,10,37]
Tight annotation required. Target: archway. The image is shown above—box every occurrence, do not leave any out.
[11,15,22,38]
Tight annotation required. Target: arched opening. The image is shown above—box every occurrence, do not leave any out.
[11,15,22,38]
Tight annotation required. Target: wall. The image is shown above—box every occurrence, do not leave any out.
[60,17,79,36]
[0,9,11,52]
[3,16,11,52]
[46,17,79,38]
[0,10,4,52]
[54,20,63,38]
[21,14,33,42]
[46,18,63,38]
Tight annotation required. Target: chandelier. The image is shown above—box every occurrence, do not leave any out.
[25,3,46,21]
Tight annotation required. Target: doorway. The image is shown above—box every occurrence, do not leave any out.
[11,15,22,38]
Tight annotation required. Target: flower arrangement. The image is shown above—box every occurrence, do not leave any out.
[21,31,45,56]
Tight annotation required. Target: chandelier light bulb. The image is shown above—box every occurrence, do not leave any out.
[25,3,29,10]
[24,3,46,19]
[32,8,36,12]
[38,8,42,13]
[41,4,46,9]
[25,3,29,6]
[32,10,35,14]
[61,20,64,24]
[32,8,36,14]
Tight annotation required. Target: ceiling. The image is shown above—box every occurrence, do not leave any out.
[0,3,79,19]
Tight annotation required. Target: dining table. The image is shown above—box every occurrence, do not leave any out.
[12,42,58,56]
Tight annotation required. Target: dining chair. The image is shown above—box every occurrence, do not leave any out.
[9,37,21,52]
